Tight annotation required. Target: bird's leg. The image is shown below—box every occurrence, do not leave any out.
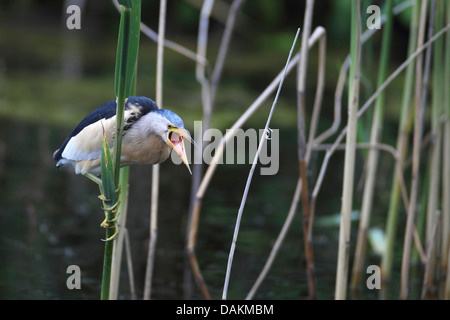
[84,172,103,186]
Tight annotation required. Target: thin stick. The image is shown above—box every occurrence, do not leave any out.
[335,0,361,300]
[222,28,300,300]
[245,26,327,301]
[143,0,166,300]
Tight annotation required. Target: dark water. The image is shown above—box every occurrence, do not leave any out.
[0,116,414,300]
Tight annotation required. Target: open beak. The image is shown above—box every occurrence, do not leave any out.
[167,127,194,174]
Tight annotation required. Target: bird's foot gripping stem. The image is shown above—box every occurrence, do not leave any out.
[97,184,121,242]
[83,173,121,242]
[100,200,120,242]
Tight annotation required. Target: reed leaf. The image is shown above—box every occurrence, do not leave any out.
[100,0,141,300]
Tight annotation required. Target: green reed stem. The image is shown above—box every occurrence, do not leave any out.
[335,0,361,300]
[382,0,419,282]
[101,0,141,300]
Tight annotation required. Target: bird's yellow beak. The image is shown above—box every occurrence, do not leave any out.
[167,127,194,174]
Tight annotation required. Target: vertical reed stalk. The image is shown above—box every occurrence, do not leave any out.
[442,2,450,297]
[421,211,440,299]
[423,0,443,297]
[185,0,214,300]
[400,0,428,300]
[382,0,419,282]
[109,9,140,300]
[297,0,316,300]
[335,0,361,300]
[143,0,166,300]
[109,166,131,299]
[101,0,140,300]
[351,0,393,289]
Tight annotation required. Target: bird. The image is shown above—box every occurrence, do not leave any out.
[53,96,193,181]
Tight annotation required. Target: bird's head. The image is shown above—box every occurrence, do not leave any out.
[153,109,194,174]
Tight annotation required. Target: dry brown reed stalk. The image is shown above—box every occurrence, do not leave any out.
[423,0,442,297]
[187,0,215,300]
[400,0,428,300]
[143,0,166,300]
[421,210,440,299]
[297,0,316,300]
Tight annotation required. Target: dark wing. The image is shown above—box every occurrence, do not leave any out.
[53,96,159,161]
